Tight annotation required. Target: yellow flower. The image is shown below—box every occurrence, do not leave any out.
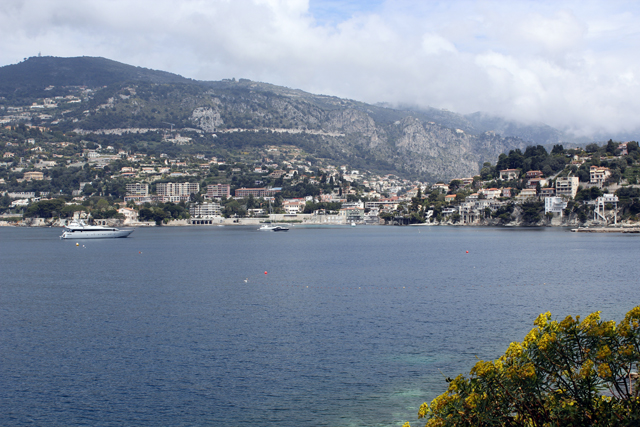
[534,311,552,328]
[538,333,556,351]
[471,361,494,377]
[524,328,539,346]
[597,345,612,360]
[580,359,594,378]
[525,363,536,378]
[559,315,576,331]
[418,402,429,418]
[505,341,524,358]
[465,393,480,409]
[597,363,612,378]
[579,311,601,332]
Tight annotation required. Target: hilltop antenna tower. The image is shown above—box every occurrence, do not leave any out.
[162,122,175,140]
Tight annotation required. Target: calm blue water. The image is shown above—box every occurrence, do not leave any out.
[1,225,639,426]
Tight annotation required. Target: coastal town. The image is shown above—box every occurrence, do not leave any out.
[1,119,639,229]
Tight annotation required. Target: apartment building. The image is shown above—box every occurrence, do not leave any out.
[556,176,579,199]
[207,183,231,198]
[234,187,281,198]
[125,182,149,196]
[156,182,199,197]
[190,202,222,217]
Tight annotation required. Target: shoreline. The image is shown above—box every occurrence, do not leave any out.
[3,217,640,232]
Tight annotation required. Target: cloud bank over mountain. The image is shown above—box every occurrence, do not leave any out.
[2,0,640,138]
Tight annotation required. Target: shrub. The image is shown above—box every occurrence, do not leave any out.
[412,307,640,427]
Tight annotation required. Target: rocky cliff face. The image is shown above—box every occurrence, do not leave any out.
[83,81,530,180]
[197,82,530,180]
[190,105,224,132]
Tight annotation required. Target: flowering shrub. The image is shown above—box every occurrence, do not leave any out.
[410,307,640,427]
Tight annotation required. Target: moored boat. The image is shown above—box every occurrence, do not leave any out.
[258,223,289,232]
[60,220,134,239]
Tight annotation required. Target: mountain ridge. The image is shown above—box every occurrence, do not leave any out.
[0,56,551,181]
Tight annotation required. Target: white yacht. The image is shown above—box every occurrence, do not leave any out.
[258,200,289,231]
[258,223,289,232]
[60,220,134,239]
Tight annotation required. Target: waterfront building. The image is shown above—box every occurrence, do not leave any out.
[117,207,139,223]
[190,202,222,217]
[283,198,307,214]
[458,203,479,224]
[339,206,365,222]
[594,194,619,224]
[545,197,567,216]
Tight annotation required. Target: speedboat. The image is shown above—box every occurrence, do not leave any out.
[258,223,289,232]
[60,220,134,239]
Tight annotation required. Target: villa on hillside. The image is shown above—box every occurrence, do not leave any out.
[590,166,611,187]
[499,169,519,180]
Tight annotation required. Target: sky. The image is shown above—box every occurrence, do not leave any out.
[1,0,640,138]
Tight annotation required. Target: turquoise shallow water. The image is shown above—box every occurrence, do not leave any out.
[1,226,639,426]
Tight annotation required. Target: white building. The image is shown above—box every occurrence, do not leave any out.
[283,198,306,215]
[117,207,139,223]
[189,202,222,217]
[544,197,568,216]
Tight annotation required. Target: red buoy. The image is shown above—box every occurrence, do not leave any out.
[466,251,469,253]
[264,271,268,275]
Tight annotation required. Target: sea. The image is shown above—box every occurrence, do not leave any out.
[1,225,639,426]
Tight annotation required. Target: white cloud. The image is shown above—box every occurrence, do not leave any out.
[2,0,640,138]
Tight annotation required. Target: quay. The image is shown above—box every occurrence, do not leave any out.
[571,227,640,233]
